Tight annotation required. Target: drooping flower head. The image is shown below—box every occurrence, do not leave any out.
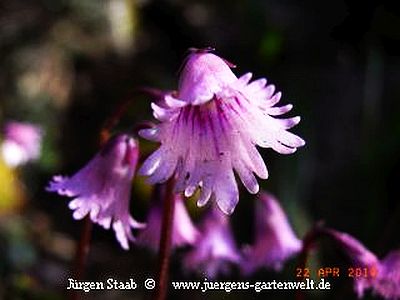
[376,251,400,299]
[1,121,42,167]
[241,192,302,275]
[46,134,145,250]
[183,206,241,278]
[326,228,400,299]
[139,49,305,214]
[137,193,199,251]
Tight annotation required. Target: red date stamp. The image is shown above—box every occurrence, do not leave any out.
[296,266,378,278]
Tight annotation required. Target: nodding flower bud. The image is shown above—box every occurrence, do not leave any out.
[326,228,400,299]
[241,192,302,275]
[137,194,199,251]
[183,206,241,278]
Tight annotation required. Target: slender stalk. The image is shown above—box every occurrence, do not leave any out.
[155,178,176,300]
[295,222,324,300]
[70,216,93,300]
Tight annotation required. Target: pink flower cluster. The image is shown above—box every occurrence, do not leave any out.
[45,49,399,299]
[47,49,305,250]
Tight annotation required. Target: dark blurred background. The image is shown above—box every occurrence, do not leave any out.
[0,0,399,299]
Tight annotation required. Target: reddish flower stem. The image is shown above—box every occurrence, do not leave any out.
[155,178,176,300]
[295,222,324,300]
[69,89,157,299]
[70,216,93,300]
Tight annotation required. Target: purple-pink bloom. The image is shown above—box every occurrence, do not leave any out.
[1,121,42,167]
[183,206,241,278]
[139,50,305,214]
[376,250,400,299]
[241,192,302,275]
[46,134,145,250]
[327,228,400,299]
[137,194,199,251]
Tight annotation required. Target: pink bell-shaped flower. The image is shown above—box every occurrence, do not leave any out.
[183,206,241,278]
[47,134,145,250]
[139,50,305,214]
[241,192,302,274]
[327,228,400,299]
[137,194,199,251]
